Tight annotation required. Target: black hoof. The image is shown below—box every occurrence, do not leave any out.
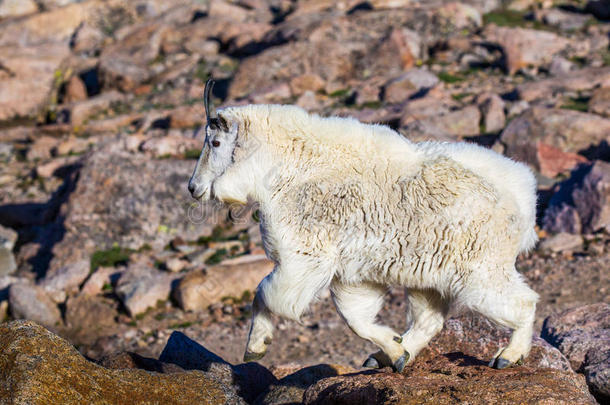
[243,350,266,362]
[363,356,381,369]
[490,357,512,369]
[392,351,410,373]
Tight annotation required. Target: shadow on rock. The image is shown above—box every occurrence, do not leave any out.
[0,161,81,279]
[159,331,276,404]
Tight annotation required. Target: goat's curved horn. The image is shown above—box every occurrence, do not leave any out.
[204,78,218,127]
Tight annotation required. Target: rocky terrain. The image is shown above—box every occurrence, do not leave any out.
[0,0,609,403]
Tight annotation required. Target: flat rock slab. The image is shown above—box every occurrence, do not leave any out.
[302,356,596,404]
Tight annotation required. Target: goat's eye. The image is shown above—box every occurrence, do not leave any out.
[211,140,220,147]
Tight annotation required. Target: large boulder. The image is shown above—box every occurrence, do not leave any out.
[99,22,166,92]
[0,1,104,47]
[0,0,38,18]
[517,67,610,102]
[39,259,90,303]
[64,294,119,345]
[0,320,246,404]
[543,161,610,234]
[542,303,610,402]
[0,43,70,121]
[484,25,569,74]
[46,135,229,277]
[499,108,610,176]
[174,257,273,311]
[115,263,177,317]
[8,282,62,331]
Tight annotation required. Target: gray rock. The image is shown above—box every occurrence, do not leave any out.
[483,25,569,74]
[478,93,505,133]
[9,282,62,331]
[517,67,610,102]
[544,161,610,234]
[0,43,70,121]
[538,233,583,253]
[64,294,119,344]
[0,275,19,302]
[541,8,590,31]
[384,69,439,103]
[549,56,574,76]
[0,225,17,276]
[115,264,175,316]
[542,303,610,370]
[0,0,38,18]
[589,86,610,117]
[99,22,163,91]
[0,249,16,277]
[500,108,609,176]
[542,303,610,403]
[403,105,481,140]
[39,259,90,303]
[584,348,610,402]
[173,258,273,312]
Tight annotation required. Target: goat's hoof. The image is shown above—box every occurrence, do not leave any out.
[392,351,410,373]
[491,357,511,369]
[362,350,392,369]
[362,356,381,369]
[489,352,524,369]
[243,350,266,362]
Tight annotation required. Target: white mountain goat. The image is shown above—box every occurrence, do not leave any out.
[188,79,539,372]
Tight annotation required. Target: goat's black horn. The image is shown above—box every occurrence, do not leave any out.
[204,78,218,127]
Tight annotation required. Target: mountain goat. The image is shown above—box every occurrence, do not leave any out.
[189,80,539,372]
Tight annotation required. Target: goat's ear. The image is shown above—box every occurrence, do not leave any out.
[217,113,229,132]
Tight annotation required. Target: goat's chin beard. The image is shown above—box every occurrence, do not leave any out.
[214,194,248,205]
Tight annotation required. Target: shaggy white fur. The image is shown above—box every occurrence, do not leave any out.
[189,104,539,371]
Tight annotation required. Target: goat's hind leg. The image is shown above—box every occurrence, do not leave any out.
[331,281,409,372]
[465,269,538,369]
[400,289,449,363]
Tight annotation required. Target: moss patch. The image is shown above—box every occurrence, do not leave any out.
[483,10,548,30]
[205,248,228,265]
[560,96,589,112]
[438,71,465,84]
[184,149,201,160]
[90,246,134,272]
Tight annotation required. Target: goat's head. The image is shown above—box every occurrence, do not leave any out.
[189,79,262,204]
[188,79,237,200]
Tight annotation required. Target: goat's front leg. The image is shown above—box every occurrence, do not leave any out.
[243,287,274,361]
[244,262,331,362]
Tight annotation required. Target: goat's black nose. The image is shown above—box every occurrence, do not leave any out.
[188,182,196,194]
